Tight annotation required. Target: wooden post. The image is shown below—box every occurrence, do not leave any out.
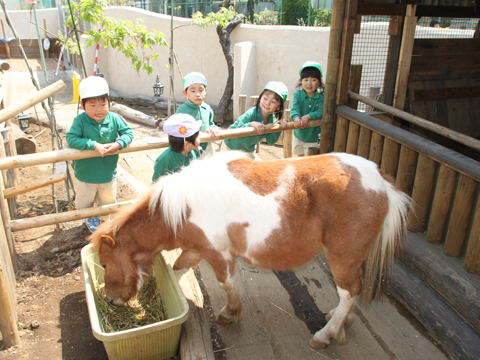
[250,96,260,153]
[0,19,11,59]
[407,154,436,232]
[380,137,400,179]
[3,172,67,199]
[283,110,292,158]
[0,261,20,348]
[307,147,320,156]
[393,5,417,111]
[368,132,383,166]
[320,0,346,154]
[333,114,349,152]
[444,174,476,257]
[426,165,456,244]
[5,120,19,186]
[239,95,247,117]
[43,18,49,59]
[395,146,418,196]
[464,195,480,273]
[345,65,362,154]
[383,16,403,107]
[357,126,371,159]
[0,168,17,272]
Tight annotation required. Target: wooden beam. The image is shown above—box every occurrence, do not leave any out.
[416,5,480,18]
[413,86,480,101]
[412,39,480,56]
[0,261,20,348]
[357,3,405,16]
[335,105,480,182]
[3,172,67,199]
[0,120,322,171]
[393,4,417,111]
[464,195,480,273]
[0,80,66,124]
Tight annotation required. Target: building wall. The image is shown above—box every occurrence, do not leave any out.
[1,7,330,118]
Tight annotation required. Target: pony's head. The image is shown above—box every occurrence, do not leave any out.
[89,221,146,306]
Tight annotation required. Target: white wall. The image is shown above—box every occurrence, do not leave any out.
[0,9,60,39]
[3,7,330,118]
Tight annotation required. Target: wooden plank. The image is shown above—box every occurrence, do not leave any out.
[357,126,371,159]
[393,5,417,111]
[464,194,480,273]
[383,24,402,106]
[333,114,349,152]
[400,233,480,334]
[410,54,480,75]
[388,15,403,36]
[416,5,480,18]
[388,259,480,360]
[357,3,406,15]
[395,146,418,196]
[368,132,383,166]
[346,122,360,155]
[347,65,362,110]
[444,174,477,257]
[413,86,480,101]
[3,172,67,199]
[380,138,400,179]
[426,165,456,244]
[407,154,436,232]
[412,39,480,56]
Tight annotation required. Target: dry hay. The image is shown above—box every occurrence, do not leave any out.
[96,275,167,333]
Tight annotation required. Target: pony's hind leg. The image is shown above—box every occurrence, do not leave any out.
[173,250,204,281]
[310,287,356,348]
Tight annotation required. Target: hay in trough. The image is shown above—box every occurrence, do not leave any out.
[96,275,168,333]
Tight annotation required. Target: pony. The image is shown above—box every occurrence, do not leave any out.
[89,151,410,348]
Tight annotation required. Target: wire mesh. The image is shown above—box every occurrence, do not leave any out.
[351,15,479,111]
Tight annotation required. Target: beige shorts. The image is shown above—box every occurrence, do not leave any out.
[73,177,117,210]
[292,134,319,156]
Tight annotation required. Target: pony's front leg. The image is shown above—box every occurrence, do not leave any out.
[310,287,356,348]
[210,258,243,325]
[173,250,203,281]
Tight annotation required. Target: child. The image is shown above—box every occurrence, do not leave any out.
[290,61,325,157]
[152,113,202,183]
[66,76,134,233]
[176,72,219,159]
[224,81,288,159]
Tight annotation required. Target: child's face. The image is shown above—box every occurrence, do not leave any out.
[83,98,109,122]
[259,90,281,117]
[183,83,207,106]
[302,77,320,97]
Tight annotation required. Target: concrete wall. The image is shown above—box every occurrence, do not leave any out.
[0,9,60,39]
[2,7,330,118]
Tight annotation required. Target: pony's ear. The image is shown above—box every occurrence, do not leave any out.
[101,235,116,249]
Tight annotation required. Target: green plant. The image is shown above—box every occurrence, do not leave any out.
[312,9,331,27]
[61,0,167,75]
[279,0,312,26]
[254,9,279,25]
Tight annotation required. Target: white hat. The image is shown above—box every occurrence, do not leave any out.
[79,76,109,99]
[163,114,202,138]
[183,72,207,90]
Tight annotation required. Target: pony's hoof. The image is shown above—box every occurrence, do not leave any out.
[216,313,234,325]
[309,337,329,349]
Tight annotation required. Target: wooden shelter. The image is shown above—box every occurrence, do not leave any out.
[321,1,480,359]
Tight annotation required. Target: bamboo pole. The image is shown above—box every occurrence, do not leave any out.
[444,174,476,257]
[10,200,136,232]
[348,91,480,152]
[43,18,49,59]
[0,169,16,272]
[0,121,322,171]
[407,154,436,232]
[0,19,10,59]
[283,110,292,158]
[0,80,66,125]
[0,261,20,348]
[426,165,456,244]
[4,172,67,199]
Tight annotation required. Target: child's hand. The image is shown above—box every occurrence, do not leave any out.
[206,128,219,137]
[103,142,122,156]
[251,121,265,135]
[278,120,287,129]
[294,118,303,129]
[94,142,107,157]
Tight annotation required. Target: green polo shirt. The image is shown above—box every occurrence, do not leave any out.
[152,147,197,183]
[290,89,324,143]
[224,107,281,152]
[176,100,217,156]
[66,112,134,184]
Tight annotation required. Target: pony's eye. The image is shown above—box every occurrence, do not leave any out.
[101,264,106,269]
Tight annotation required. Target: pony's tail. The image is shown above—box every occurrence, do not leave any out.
[359,183,411,305]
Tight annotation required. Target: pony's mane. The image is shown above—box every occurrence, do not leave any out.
[148,151,248,234]
[89,189,155,248]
